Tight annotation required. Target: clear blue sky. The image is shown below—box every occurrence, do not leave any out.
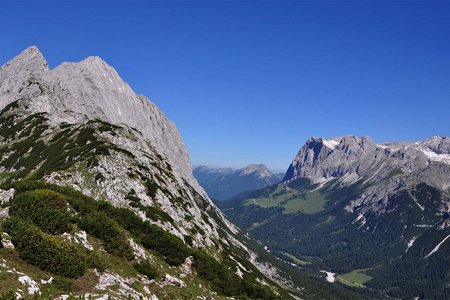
[1,1,449,172]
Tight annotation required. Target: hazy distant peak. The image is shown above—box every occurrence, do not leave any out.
[193,164,281,201]
[240,163,271,175]
[195,165,234,174]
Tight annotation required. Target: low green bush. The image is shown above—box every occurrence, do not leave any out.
[192,250,278,299]
[9,189,72,235]
[141,225,190,266]
[133,261,158,279]
[0,291,15,300]
[192,250,241,296]
[144,180,158,198]
[4,218,88,278]
[78,211,134,260]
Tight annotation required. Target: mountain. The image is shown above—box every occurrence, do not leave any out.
[193,164,283,201]
[0,46,300,300]
[222,135,450,299]
[0,47,368,300]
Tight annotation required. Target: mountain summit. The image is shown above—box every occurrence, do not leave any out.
[0,46,196,190]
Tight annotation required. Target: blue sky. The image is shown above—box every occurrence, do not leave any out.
[1,1,449,172]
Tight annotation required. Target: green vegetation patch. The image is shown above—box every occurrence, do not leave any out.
[1,180,283,299]
[78,211,134,260]
[3,218,90,278]
[243,185,295,208]
[133,261,158,280]
[9,189,72,235]
[337,269,373,287]
[141,226,190,266]
[0,106,136,182]
[281,252,312,265]
[282,189,328,214]
[243,182,330,214]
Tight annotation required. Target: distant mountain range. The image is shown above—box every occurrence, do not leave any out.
[193,164,283,201]
[221,135,450,299]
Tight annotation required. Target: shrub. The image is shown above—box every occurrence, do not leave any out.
[191,250,241,296]
[52,277,74,292]
[141,225,190,266]
[78,211,134,260]
[191,250,278,299]
[143,205,174,224]
[144,180,158,198]
[4,218,88,278]
[183,235,193,246]
[133,261,158,279]
[9,189,72,235]
[98,204,149,237]
[0,291,15,300]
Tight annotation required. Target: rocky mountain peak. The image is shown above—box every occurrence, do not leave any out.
[284,134,450,192]
[421,136,450,154]
[1,46,48,72]
[0,46,49,109]
[0,46,199,192]
[285,135,382,183]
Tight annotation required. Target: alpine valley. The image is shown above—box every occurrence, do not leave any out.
[0,47,367,299]
[221,135,450,299]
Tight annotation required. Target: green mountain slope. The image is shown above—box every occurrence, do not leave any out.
[221,177,450,299]
[0,181,284,299]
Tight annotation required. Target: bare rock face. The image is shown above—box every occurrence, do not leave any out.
[0,46,198,192]
[283,135,450,216]
[283,136,378,183]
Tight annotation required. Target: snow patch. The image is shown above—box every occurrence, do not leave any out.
[425,233,450,258]
[409,192,425,211]
[322,139,339,150]
[405,236,417,253]
[354,213,366,228]
[320,270,335,283]
[421,148,450,165]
